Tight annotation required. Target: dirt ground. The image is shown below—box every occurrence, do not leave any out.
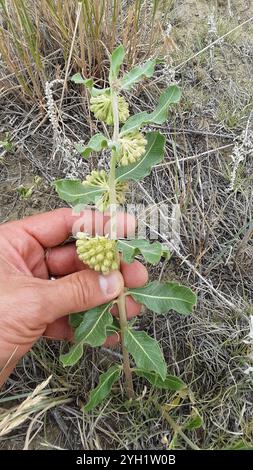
[0,0,253,450]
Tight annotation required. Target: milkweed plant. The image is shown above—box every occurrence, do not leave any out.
[54,45,196,412]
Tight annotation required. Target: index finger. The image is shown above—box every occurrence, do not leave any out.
[18,208,136,248]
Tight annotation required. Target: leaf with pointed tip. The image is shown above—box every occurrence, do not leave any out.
[53,179,107,206]
[120,85,181,135]
[76,134,109,159]
[71,73,110,96]
[84,365,122,412]
[110,45,125,80]
[117,239,171,265]
[75,303,113,347]
[60,304,113,367]
[134,369,186,391]
[121,59,160,90]
[116,132,165,183]
[124,328,167,380]
[127,281,196,315]
[60,342,84,367]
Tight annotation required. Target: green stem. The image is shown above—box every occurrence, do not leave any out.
[160,408,200,451]
[117,294,135,399]
[109,84,135,400]
[108,90,118,240]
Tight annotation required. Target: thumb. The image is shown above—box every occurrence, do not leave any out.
[42,270,124,322]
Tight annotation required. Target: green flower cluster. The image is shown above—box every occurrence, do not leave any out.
[118,131,147,166]
[83,169,107,187]
[82,170,127,211]
[76,233,119,274]
[90,93,129,125]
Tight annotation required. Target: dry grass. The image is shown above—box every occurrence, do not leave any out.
[0,0,173,103]
[0,0,253,450]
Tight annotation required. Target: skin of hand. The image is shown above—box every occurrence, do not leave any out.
[0,208,148,387]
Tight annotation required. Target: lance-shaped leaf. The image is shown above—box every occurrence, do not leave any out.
[71,73,110,97]
[54,179,107,206]
[84,365,122,412]
[60,342,84,367]
[134,369,186,391]
[75,303,113,346]
[110,44,125,80]
[76,133,109,159]
[120,85,181,135]
[117,239,171,265]
[124,328,167,380]
[127,281,196,315]
[121,58,160,90]
[60,303,113,367]
[116,132,165,182]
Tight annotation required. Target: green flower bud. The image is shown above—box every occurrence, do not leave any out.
[76,234,119,274]
[117,131,147,166]
[90,93,129,125]
[83,169,108,188]
[82,170,128,211]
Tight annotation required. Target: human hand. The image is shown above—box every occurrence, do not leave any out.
[0,208,148,386]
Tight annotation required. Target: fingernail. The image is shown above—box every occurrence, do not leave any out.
[99,271,123,296]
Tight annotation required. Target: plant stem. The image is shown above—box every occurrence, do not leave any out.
[108,90,118,240]
[109,84,135,400]
[117,294,135,399]
[160,408,200,451]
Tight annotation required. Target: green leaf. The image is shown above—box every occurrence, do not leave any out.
[69,312,84,329]
[71,73,93,86]
[60,342,84,367]
[116,132,165,182]
[84,365,122,412]
[124,328,167,380]
[185,408,203,430]
[90,87,111,97]
[71,73,109,97]
[110,45,125,80]
[127,281,196,315]
[106,317,120,336]
[70,311,119,335]
[134,369,186,391]
[76,134,109,159]
[61,304,113,367]
[117,239,170,264]
[120,85,181,135]
[121,58,160,90]
[53,179,107,206]
[75,303,113,347]
[106,324,120,336]
[162,245,171,259]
